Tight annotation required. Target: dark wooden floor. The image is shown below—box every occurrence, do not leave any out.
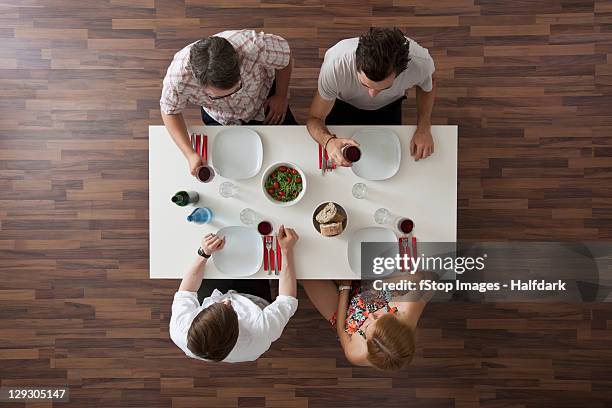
[1,0,612,407]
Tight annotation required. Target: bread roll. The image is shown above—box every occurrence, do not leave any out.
[316,202,345,224]
[320,222,343,237]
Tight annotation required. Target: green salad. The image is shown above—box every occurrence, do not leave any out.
[265,165,303,202]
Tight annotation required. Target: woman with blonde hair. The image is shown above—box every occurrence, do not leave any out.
[301,276,428,371]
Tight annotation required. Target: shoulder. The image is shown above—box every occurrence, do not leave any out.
[342,336,369,365]
[164,42,196,84]
[323,38,358,67]
[319,38,358,86]
[405,37,435,71]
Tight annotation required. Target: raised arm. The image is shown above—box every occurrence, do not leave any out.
[161,111,202,176]
[264,55,293,125]
[410,73,436,161]
[276,225,299,298]
[178,233,225,292]
[306,91,359,167]
[335,282,365,365]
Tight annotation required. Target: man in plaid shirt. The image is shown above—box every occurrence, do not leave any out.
[161,29,296,175]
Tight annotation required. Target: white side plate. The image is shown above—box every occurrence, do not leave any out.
[351,127,401,181]
[212,226,263,277]
[211,128,263,180]
[347,227,398,275]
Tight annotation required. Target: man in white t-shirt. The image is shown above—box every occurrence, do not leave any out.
[307,27,437,165]
[169,226,299,363]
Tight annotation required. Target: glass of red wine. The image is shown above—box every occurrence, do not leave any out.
[195,165,215,183]
[257,220,273,236]
[397,218,414,234]
[342,145,361,163]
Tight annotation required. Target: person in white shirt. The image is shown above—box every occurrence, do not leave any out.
[307,27,437,165]
[169,225,299,363]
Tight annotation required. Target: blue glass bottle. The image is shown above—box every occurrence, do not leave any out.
[187,207,213,224]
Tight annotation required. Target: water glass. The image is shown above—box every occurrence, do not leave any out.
[219,181,238,198]
[352,183,367,199]
[374,208,393,225]
[240,208,261,226]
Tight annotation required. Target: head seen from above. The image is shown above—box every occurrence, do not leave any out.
[365,313,415,371]
[187,301,238,362]
[189,36,241,99]
[355,27,411,98]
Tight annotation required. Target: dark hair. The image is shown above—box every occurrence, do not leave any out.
[366,314,415,371]
[355,27,410,82]
[188,37,241,89]
[187,302,239,361]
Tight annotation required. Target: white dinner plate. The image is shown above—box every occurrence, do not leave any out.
[351,127,401,180]
[347,227,398,276]
[211,128,263,180]
[212,226,263,277]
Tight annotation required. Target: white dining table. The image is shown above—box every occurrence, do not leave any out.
[149,125,457,279]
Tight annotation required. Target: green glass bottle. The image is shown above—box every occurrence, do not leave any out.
[171,191,199,207]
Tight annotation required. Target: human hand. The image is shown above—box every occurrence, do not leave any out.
[410,125,434,161]
[326,137,360,167]
[277,225,299,253]
[201,233,225,256]
[338,280,352,287]
[187,151,203,176]
[264,94,289,125]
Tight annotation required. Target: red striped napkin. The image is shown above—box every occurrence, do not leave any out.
[190,134,208,162]
[262,236,269,272]
[317,144,336,170]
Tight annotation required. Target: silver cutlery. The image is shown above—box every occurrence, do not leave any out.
[321,150,326,175]
[265,237,273,275]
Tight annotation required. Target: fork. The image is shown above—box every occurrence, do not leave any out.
[265,236,273,276]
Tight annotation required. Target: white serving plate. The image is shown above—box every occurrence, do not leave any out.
[211,128,263,180]
[212,226,263,277]
[351,127,401,180]
[347,226,398,276]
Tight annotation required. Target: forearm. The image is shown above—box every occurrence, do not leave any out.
[306,117,334,146]
[274,57,292,98]
[415,79,436,127]
[335,290,350,337]
[278,250,297,298]
[178,256,206,292]
[161,111,193,159]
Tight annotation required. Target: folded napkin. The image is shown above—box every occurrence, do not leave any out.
[190,134,208,162]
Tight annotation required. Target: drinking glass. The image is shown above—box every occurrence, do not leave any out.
[352,183,367,199]
[374,208,393,225]
[195,165,215,183]
[240,208,261,226]
[219,181,238,198]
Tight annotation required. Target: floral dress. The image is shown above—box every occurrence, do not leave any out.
[331,283,398,336]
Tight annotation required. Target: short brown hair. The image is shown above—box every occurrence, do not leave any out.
[355,27,410,82]
[187,302,239,361]
[366,314,415,371]
[188,37,241,89]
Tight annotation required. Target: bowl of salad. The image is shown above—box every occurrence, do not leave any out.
[261,162,307,206]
